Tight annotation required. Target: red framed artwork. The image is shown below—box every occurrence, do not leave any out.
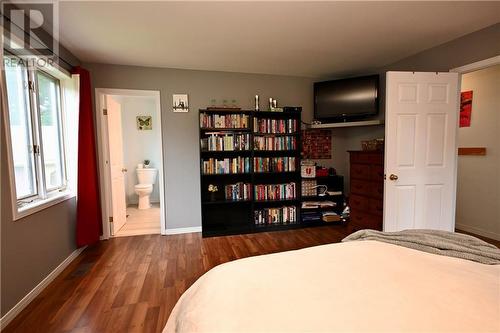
[460,90,473,128]
[302,129,332,159]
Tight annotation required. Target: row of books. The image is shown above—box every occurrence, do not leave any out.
[254,136,297,151]
[254,182,296,201]
[254,157,296,173]
[201,157,251,175]
[253,118,298,134]
[200,113,250,129]
[225,182,252,201]
[200,134,251,151]
[254,206,298,225]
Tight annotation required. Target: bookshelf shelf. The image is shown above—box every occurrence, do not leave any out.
[201,173,252,177]
[254,199,300,204]
[254,171,299,176]
[200,150,252,157]
[200,128,251,132]
[253,133,299,136]
[202,200,253,205]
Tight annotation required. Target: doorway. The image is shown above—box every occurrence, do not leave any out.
[452,58,500,241]
[96,89,166,238]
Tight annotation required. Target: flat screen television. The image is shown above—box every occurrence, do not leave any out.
[314,75,379,122]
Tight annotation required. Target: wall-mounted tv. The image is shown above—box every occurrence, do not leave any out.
[314,75,379,122]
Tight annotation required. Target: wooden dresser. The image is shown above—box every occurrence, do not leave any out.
[348,151,384,231]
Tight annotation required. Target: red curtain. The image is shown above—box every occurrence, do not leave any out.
[72,66,102,247]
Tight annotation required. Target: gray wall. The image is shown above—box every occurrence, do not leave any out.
[383,23,500,72]
[85,63,314,229]
[0,131,77,316]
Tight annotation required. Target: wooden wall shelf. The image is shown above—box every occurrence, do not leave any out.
[458,147,487,156]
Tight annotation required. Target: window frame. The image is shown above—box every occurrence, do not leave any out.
[2,53,74,220]
[34,69,68,194]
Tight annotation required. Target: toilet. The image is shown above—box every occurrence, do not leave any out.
[134,168,158,209]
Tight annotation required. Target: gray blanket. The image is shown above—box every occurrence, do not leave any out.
[342,229,500,265]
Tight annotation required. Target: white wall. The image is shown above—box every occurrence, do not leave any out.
[117,96,162,205]
[456,65,500,240]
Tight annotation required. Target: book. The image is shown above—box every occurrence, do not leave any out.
[225,182,252,201]
[254,206,297,225]
[201,133,251,151]
[200,113,249,129]
[254,157,296,173]
[253,136,297,151]
[253,118,297,134]
[201,157,251,175]
[322,211,341,222]
[254,182,296,201]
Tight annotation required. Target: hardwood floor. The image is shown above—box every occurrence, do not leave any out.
[5,226,498,333]
[456,229,500,248]
[4,225,351,333]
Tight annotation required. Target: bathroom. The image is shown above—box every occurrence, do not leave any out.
[109,93,163,236]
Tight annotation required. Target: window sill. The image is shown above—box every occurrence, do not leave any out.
[14,191,76,221]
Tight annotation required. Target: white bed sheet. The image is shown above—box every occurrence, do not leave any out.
[165,240,500,332]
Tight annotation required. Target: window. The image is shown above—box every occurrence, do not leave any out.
[4,55,71,215]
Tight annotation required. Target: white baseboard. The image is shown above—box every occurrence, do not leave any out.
[0,246,86,330]
[456,223,500,241]
[165,226,202,235]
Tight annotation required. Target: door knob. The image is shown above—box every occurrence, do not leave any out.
[389,174,398,181]
[121,168,128,173]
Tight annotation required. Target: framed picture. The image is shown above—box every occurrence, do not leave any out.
[173,94,189,112]
[137,116,152,130]
[460,90,473,128]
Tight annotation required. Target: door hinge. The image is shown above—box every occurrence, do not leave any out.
[33,145,40,155]
[109,216,113,223]
[28,80,35,92]
[103,109,108,115]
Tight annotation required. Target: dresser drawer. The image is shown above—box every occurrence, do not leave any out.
[370,165,384,182]
[350,179,370,196]
[349,194,370,211]
[350,152,384,165]
[350,211,382,230]
[351,164,371,180]
[368,198,383,216]
[370,182,384,199]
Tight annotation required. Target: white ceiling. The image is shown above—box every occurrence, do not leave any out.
[59,1,500,78]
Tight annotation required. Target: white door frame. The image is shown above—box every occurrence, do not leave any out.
[450,55,500,74]
[95,88,166,238]
[449,55,500,238]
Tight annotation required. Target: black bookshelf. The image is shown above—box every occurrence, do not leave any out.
[199,109,302,237]
[301,174,345,224]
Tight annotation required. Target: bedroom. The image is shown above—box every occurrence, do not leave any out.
[1,1,499,332]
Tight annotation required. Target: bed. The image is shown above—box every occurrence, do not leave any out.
[164,233,500,332]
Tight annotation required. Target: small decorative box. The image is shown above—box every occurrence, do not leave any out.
[302,180,318,197]
[301,161,316,178]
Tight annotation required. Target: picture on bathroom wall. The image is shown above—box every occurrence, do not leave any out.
[173,94,189,112]
[136,116,152,130]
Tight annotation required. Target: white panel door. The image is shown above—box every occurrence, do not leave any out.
[105,96,127,235]
[384,71,459,232]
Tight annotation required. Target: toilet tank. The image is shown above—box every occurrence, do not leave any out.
[136,168,158,184]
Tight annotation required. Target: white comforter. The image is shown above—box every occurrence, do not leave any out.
[165,241,500,332]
